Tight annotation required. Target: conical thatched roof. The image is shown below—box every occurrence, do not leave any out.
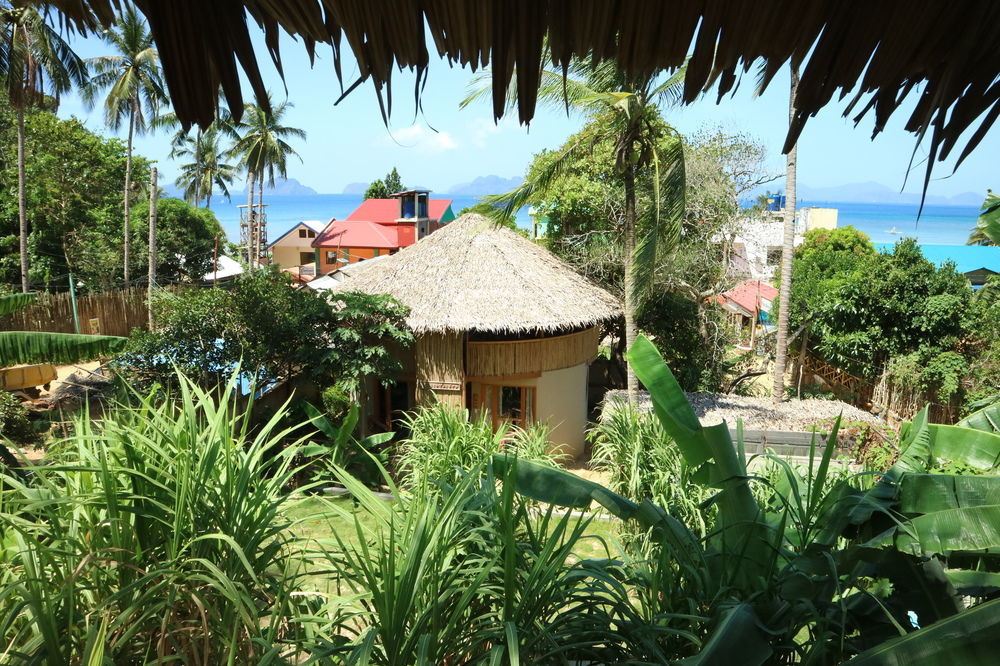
[338,214,620,335]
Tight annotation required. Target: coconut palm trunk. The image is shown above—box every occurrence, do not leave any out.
[16,105,29,293]
[772,67,799,403]
[623,167,639,404]
[123,99,137,285]
[245,171,255,264]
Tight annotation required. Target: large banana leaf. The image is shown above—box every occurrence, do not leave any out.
[677,604,772,666]
[957,402,1000,434]
[845,596,1000,665]
[0,331,127,366]
[0,292,37,317]
[627,336,770,585]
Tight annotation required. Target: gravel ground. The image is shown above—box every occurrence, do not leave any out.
[603,389,883,431]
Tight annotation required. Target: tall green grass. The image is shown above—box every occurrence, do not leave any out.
[396,405,559,492]
[0,375,343,664]
[591,400,713,537]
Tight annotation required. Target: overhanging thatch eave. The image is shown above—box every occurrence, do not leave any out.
[34,0,1000,189]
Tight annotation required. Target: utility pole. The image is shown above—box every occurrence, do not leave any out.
[213,233,219,286]
[148,166,158,329]
[68,272,80,334]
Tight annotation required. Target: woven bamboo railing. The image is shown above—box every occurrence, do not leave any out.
[465,327,600,378]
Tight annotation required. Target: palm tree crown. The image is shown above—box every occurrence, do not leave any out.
[172,126,239,208]
[81,3,165,133]
[231,93,306,189]
[463,58,687,400]
[81,3,167,286]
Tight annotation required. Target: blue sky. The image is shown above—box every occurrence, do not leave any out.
[54,25,1000,198]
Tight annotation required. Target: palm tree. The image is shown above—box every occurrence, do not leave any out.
[172,126,239,208]
[772,67,800,403]
[82,3,166,287]
[1,5,86,292]
[231,92,305,264]
[463,60,687,402]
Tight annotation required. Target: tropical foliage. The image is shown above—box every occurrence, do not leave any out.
[82,3,166,285]
[788,232,1000,411]
[968,189,1000,246]
[363,167,404,200]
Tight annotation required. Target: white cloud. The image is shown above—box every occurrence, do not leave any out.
[470,116,517,148]
[378,124,458,153]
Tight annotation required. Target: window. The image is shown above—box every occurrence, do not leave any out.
[767,247,783,265]
[492,385,535,429]
[299,251,314,265]
[325,250,337,264]
[307,229,316,238]
[298,228,308,238]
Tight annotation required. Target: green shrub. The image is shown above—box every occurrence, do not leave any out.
[321,380,355,424]
[0,390,37,446]
[396,405,559,492]
[0,373,344,662]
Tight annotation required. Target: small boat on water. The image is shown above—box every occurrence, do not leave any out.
[886,226,902,235]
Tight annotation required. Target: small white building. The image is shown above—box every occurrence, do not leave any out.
[733,207,838,280]
[267,220,327,271]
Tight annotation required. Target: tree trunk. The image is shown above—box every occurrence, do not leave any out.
[772,67,800,404]
[257,175,265,264]
[796,327,809,399]
[16,105,29,293]
[123,102,137,286]
[148,167,158,329]
[623,167,639,405]
[245,171,255,264]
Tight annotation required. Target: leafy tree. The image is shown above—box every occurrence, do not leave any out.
[82,4,167,286]
[0,4,86,292]
[457,201,518,230]
[115,269,410,392]
[0,102,153,292]
[363,167,404,200]
[325,290,413,391]
[363,179,389,200]
[466,59,687,401]
[129,197,225,284]
[383,167,403,194]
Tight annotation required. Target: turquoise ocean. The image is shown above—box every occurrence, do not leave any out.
[208,194,982,247]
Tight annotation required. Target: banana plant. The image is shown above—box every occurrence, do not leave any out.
[0,293,126,367]
[494,334,1000,664]
[301,401,392,487]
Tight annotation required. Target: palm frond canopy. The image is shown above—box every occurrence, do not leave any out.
[40,0,1000,180]
[337,213,621,335]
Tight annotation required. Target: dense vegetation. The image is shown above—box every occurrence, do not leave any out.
[4,343,1000,663]
[789,228,1000,412]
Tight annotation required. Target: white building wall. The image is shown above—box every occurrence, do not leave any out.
[535,363,590,459]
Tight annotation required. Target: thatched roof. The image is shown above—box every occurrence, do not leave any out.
[335,213,620,335]
[41,1,1000,181]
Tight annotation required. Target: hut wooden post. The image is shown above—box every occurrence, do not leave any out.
[415,332,466,408]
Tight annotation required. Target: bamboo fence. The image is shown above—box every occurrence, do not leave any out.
[0,287,176,337]
[465,327,600,378]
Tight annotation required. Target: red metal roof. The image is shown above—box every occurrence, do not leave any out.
[346,198,453,224]
[718,279,778,314]
[312,219,400,249]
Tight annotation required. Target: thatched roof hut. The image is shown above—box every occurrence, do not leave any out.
[334,213,618,457]
[339,213,621,335]
[45,1,1000,181]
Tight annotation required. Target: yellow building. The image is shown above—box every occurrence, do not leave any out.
[267,220,326,272]
[335,213,621,457]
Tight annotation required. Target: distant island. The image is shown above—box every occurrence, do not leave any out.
[446,174,523,196]
[341,181,368,195]
[238,177,318,196]
[796,181,982,207]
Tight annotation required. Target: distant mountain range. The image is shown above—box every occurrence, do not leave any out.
[445,175,523,196]
[237,177,318,196]
[796,181,983,207]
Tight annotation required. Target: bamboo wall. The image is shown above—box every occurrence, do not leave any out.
[466,326,600,378]
[0,287,168,337]
[415,332,465,407]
